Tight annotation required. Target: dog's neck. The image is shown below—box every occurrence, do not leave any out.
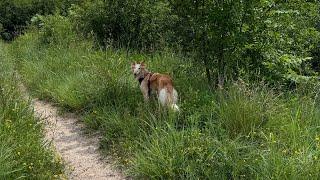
[137,70,151,84]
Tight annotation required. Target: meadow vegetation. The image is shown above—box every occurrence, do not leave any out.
[0,42,64,179]
[2,0,320,179]
[8,16,320,179]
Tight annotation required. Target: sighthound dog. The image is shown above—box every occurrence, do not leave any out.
[131,62,179,112]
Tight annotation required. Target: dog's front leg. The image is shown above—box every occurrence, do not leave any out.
[140,82,149,102]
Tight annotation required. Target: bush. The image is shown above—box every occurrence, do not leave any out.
[0,0,56,40]
[69,0,176,50]
[31,14,77,46]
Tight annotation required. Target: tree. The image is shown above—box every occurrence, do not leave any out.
[170,0,256,88]
[170,0,320,87]
[0,0,56,40]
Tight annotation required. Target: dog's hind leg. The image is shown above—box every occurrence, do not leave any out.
[171,89,180,112]
[140,82,150,102]
[172,88,178,104]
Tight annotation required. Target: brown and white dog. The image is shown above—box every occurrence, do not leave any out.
[131,62,179,112]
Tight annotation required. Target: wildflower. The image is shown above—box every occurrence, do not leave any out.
[316,137,319,141]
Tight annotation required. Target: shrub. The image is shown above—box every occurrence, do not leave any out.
[69,0,176,50]
[0,0,56,40]
[31,14,77,46]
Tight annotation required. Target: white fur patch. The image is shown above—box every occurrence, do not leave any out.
[171,104,180,112]
[173,88,178,104]
[159,88,180,112]
[172,88,179,112]
[159,88,167,106]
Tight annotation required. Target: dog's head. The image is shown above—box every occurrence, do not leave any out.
[131,61,146,78]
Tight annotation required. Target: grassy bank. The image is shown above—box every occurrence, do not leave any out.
[0,42,64,179]
[9,30,320,179]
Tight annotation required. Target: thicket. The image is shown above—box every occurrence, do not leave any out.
[2,0,319,87]
[0,0,82,40]
[67,0,320,87]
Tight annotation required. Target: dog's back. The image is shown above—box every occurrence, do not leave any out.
[149,73,179,111]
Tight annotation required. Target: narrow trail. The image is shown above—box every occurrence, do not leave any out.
[19,83,126,180]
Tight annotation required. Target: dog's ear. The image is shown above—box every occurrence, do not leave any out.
[140,61,146,68]
[131,62,136,70]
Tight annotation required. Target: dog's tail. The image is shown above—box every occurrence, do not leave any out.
[159,87,180,112]
[170,88,180,112]
[171,103,180,112]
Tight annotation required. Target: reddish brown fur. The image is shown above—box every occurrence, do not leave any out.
[131,61,178,108]
[149,73,174,95]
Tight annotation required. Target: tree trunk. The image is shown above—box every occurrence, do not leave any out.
[203,58,212,85]
[199,0,212,87]
[217,44,225,89]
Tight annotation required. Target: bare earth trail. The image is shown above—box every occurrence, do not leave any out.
[19,84,126,180]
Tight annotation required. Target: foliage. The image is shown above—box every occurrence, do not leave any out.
[0,0,57,40]
[0,0,84,41]
[250,0,320,84]
[31,14,77,46]
[169,0,320,86]
[2,0,319,86]
[65,0,320,86]
[69,0,176,50]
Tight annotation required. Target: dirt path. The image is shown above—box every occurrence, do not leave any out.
[19,84,126,179]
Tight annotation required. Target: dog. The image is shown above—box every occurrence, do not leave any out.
[131,61,179,112]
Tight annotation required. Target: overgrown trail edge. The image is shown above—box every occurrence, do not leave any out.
[19,83,125,180]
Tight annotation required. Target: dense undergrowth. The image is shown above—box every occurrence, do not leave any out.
[8,25,320,179]
[0,42,64,179]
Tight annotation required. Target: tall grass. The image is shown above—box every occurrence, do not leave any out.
[8,20,320,179]
[0,42,64,179]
